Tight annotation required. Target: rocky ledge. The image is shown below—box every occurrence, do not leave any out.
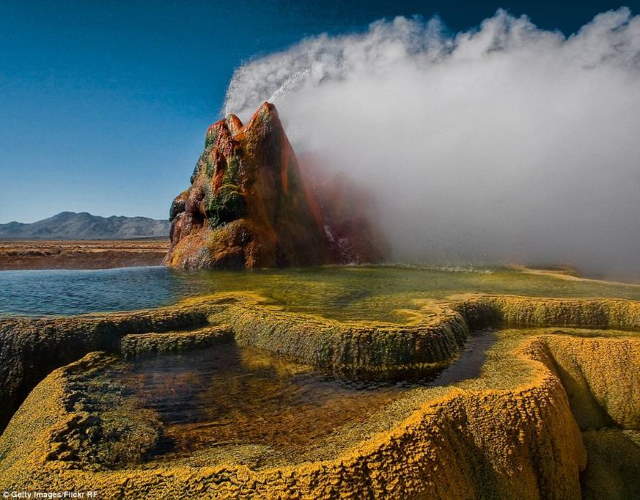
[0,294,639,498]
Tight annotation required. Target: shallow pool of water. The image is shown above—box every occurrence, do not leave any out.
[0,266,187,316]
[3,264,640,320]
[107,344,408,458]
[105,332,495,460]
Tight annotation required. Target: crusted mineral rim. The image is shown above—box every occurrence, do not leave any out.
[0,292,639,497]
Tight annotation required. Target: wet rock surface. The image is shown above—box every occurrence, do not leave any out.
[120,325,233,358]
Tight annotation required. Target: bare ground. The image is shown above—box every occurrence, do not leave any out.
[0,239,169,270]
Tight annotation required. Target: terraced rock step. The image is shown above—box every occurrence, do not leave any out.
[5,328,633,498]
[120,325,233,358]
[0,295,230,432]
[530,333,640,498]
[1,292,640,498]
[3,292,640,433]
[217,299,470,378]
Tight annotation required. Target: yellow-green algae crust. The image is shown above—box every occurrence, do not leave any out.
[581,429,640,499]
[1,332,588,499]
[120,325,233,358]
[0,295,231,432]
[1,293,640,497]
[215,297,469,378]
[533,333,640,499]
[457,295,640,330]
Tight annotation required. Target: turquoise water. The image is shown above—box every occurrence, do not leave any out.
[3,265,640,320]
[0,266,188,316]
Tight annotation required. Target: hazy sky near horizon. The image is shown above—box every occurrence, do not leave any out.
[0,0,636,223]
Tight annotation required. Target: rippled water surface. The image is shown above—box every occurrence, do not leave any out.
[0,266,185,316]
[3,265,640,320]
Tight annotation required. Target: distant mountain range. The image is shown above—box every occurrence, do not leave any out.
[0,212,170,240]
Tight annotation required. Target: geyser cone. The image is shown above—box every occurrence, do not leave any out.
[165,102,341,269]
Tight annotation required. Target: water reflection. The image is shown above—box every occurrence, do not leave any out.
[105,332,496,459]
[108,344,405,457]
[4,264,640,320]
[0,266,188,316]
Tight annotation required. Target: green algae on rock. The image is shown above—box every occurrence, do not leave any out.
[166,103,329,269]
[120,325,233,359]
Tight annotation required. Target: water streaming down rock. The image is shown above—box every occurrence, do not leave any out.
[165,102,385,269]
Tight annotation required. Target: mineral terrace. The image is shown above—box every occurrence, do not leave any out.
[0,292,638,498]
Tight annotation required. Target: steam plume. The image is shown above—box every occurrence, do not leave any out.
[224,8,640,279]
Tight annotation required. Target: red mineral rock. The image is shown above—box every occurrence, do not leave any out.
[299,154,389,265]
[165,102,385,269]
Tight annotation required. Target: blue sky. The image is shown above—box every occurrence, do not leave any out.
[0,0,636,223]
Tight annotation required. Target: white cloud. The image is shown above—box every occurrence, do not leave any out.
[224,8,640,278]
